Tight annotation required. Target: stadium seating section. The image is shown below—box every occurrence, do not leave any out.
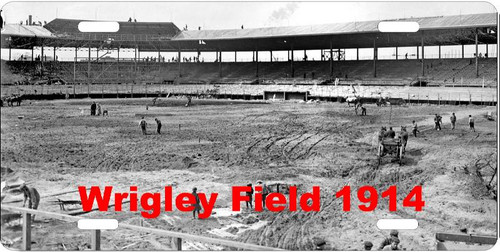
[1,58,497,87]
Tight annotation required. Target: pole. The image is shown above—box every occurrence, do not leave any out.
[291,44,294,78]
[53,46,56,61]
[74,47,77,83]
[178,45,181,78]
[329,40,333,78]
[395,47,398,60]
[421,31,425,76]
[475,28,479,77]
[9,47,11,61]
[219,50,222,78]
[22,212,32,250]
[438,45,441,59]
[461,44,464,58]
[255,49,259,77]
[373,38,377,77]
[88,44,91,89]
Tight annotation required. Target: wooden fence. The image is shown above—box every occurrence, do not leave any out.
[1,204,281,251]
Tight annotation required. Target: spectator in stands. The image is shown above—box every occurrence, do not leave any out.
[485,53,488,58]
[128,17,132,22]
[405,53,408,59]
[479,53,483,58]
[134,19,137,22]
[198,26,201,30]
[241,25,244,29]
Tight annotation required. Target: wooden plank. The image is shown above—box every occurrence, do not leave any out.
[119,223,281,250]
[435,233,497,245]
[173,237,182,250]
[91,230,101,250]
[22,212,32,250]
[2,204,281,251]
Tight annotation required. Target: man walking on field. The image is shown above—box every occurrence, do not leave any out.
[139,117,147,135]
[469,115,475,132]
[155,118,162,134]
[450,113,456,130]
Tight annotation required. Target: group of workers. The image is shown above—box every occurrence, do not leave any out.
[139,117,162,135]
[90,102,107,116]
[432,113,475,133]
[363,230,401,250]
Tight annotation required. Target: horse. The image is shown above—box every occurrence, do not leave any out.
[346,96,358,107]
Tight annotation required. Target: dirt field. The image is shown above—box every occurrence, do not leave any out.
[1,97,497,250]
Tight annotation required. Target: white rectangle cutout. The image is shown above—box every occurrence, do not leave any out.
[78,22,119,33]
[78,219,118,230]
[378,21,419,33]
[377,219,418,230]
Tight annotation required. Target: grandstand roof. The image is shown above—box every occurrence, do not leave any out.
[1,13,497,51]
[1,24,54,38]
[44,18,180,37]
[174,13,497,41]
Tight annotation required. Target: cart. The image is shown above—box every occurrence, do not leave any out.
[378,138,404,166]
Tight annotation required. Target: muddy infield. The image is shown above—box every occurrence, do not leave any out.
[1,97,497,250]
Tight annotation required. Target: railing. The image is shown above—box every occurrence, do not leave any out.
[435,232,497,250]
[1,204,281,251]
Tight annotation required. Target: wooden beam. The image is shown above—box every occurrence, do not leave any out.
[173,237,182,250]
[435,233,497,245]
[91,230,101,250]
[22,212,32,250]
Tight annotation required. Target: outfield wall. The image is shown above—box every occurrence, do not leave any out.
[1,84,497,105]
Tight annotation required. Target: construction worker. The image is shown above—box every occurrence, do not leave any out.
[450,113,457,130]
[412,121,418,137]
[192,187,201,219]
[386,127,396,139]
[434,114,442,131]
[257,180,269,210]
[20,184,40,221]
[400,126,409,154]
[96,103,102,116]
[363,241,373,250]
[379,230,400,250]
[378,127,386,143]
[155,118,162,134]
[139,117,147,135]
[90,102,96,116]
[469,115,475,132]
[245,183,254,210]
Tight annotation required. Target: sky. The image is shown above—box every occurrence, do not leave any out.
[1,1,497,29]
[0,1,497,61]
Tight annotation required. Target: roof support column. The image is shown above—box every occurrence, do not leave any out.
[329,40,333,78]
[178,46,181,78]
[438,45,441,59]
[304,50,307,61]
[234,51,237,62]
[395,47,398,60]
[96,48,99,63]
[219,50,222,78]
[8,47,11,61]
[53,47,56,61]
[74,47,77,83]
[475,28,479,77]
[461,44,464,58]
[416,46,419,59]
[421,31,425,76]
[356,48,359,61]
[88,44,91,85]
[255,50,259,78]
[31,47,34,62]
[117,48,120,63]
[41,44,44,62]
[290,45,294,78]
[373,38,377,78]
[486,43,488,57]
[270,51,273,62]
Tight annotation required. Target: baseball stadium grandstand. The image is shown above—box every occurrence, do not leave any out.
[1,13,497,103]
